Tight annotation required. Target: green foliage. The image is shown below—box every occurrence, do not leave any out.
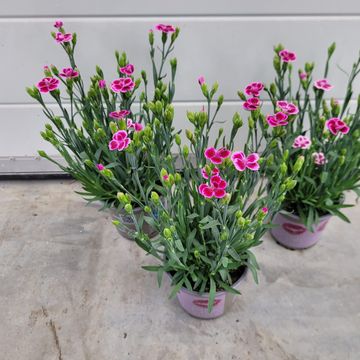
[262,44,360,229]
[119,81,300,312]
[29,24,180,208]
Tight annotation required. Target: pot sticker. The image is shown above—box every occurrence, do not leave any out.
[193,299,222,308]
[282,223,307,235]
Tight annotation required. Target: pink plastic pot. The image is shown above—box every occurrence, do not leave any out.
[172,267,247,319]
[270,211,332,250]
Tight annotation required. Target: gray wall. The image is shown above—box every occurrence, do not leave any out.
[1,1,360,172]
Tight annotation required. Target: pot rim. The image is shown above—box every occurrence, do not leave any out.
[277,209,333,222]
[167,266,248,298]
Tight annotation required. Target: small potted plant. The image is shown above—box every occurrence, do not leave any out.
[114,78,303,318]
[251,43,360,249]
[27,21,180,239]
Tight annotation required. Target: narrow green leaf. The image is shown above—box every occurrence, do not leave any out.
[208,277,216,313]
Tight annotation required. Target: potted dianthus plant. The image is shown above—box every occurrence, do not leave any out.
[27,21,180,239]
[114,78,304,318]
[248,43,360,249]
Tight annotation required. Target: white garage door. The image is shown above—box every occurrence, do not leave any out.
[1,1,360,174]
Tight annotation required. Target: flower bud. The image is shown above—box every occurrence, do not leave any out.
[232,112,243,128]
[124,204,133,214]
[163,228,172,239]
[270,139,278,149]
[248,117,255,129]
[155,101,163,114]
[273,56,281,73]
[183,145,189,158]
[283,150,289,161]
[328,42,336,57]
[84,159,93,167]
[38,150,48,158]
[112,220,120,226]
[285,179,297,190]
[186,129,194,141]
[117,192,129,204]
[198,111,208,128]
[144,206,151,213]
[280,163,287,176]
[270,83,277,97]
[160,168,168,178]
[211,82,219,95]
[170,58,177,71]
[175,134,181,146]
[151,191,160,204]
[293,156,305,173]
[201,83,208,97]
[235,210,243,219]
[194,249,200,259]
[102,169,113,178]
[217,95,224,107]
[220,231,228,241]
[187,111,195,124]
[245,233,254,241]
[175,173,182,183]
[43,66,52,77]
[266,154,274,166]
[220,193,231,205]
[237,217,246,227]
[148,30,154,45]
[165,105,174,122]
[50,64,59,76]
[154,118,161,129]
[96,128,106,138]
[237,91,247,101]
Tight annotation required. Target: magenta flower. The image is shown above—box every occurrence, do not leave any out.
[266,112,289,127]
[312,152,326,166]
[36,77,60,93]
[155,24,176,33]
[276,100,299,115]
[54,20,63,29]
[292,135,312,149]
[244,82,264,97]
[201,167,219,180]
[109,110,131,120]
[198,76,205,86]
[198,174,227,199]
[120,64,134,75]
[243,97,260,111]
[314,79,333,91]
[98,80,106,89]
[162,174,169,181]
[198,184,214,199]
[279,49,296,63]
[204,147,231,165]
[55,32,73,43]
[108,130,131,151]
[325,118,350,135]
[59,67,79,79]
[127,119,144,132]
[111,78,135,93]
[96,164,105,171]
[299,72,307,80]
[262,207,269,214]
[231,152,260,171]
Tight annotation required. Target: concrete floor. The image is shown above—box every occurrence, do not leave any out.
[0,180,359,360]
